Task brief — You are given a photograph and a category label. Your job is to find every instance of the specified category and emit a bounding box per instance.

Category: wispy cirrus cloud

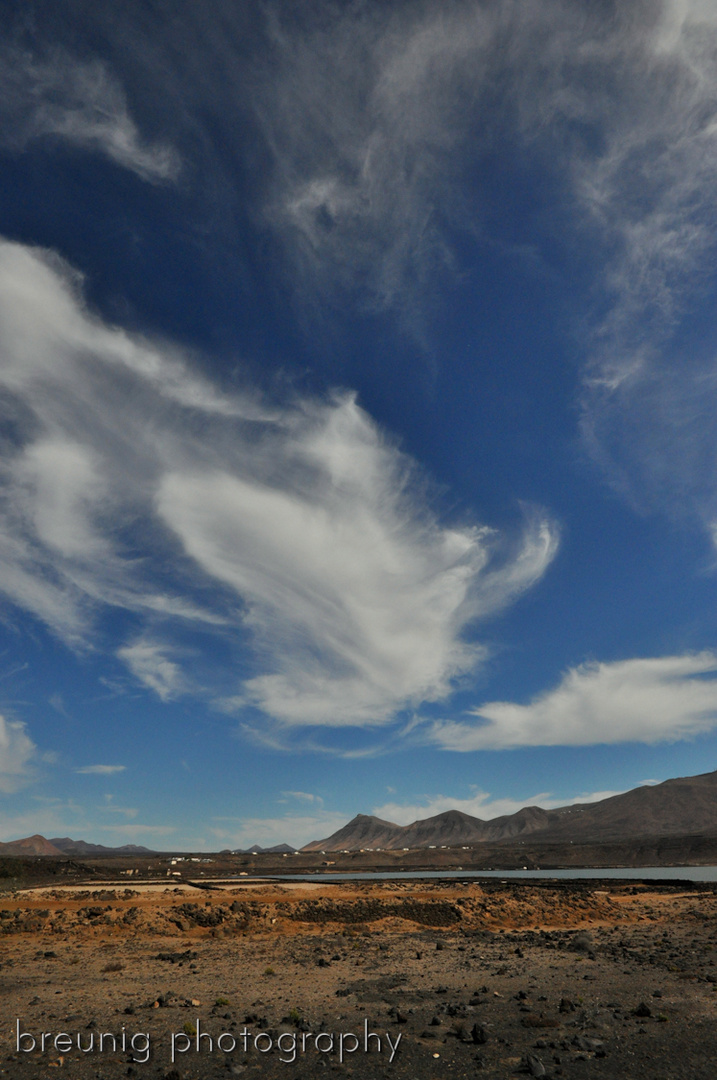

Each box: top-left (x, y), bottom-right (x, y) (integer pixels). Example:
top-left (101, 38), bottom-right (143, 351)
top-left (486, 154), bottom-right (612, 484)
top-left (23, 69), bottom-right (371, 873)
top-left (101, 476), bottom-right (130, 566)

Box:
top-left (7, 2), bottom-right (716, 538)
top-left (11, 1), bottom-right (714, 541)
top-left (0, 238), bottom-right (558, 733)
top-left (257, 2), bottom-right (496, 319)
top-left (428, 652), bottom-right (717, 751)
top-left (0, 46), bottom-right (180, 182)
top-left (254, 1), bottom-right (717, 537)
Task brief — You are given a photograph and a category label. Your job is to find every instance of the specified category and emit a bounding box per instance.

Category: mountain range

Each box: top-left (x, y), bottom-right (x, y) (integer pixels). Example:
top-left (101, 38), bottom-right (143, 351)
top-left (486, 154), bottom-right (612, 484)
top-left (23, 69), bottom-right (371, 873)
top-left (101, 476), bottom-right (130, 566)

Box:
top-left (301, 769), bottom-right (717, 851)
top-left (2, 769), bottom-right (717, 857)
top-left (0, 835), bottom-right (154, 857)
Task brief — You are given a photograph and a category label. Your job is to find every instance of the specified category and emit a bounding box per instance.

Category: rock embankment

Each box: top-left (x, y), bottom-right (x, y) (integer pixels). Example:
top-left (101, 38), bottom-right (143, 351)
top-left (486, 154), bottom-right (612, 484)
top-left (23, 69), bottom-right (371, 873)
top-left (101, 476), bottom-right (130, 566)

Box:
top-left (0, 881), bottom-right (630, 938)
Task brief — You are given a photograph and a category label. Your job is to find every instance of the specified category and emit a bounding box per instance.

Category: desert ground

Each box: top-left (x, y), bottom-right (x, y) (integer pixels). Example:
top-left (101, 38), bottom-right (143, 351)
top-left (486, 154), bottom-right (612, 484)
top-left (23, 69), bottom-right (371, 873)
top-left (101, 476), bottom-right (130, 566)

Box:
top-left (1, 874), bottom-right (717, 1079)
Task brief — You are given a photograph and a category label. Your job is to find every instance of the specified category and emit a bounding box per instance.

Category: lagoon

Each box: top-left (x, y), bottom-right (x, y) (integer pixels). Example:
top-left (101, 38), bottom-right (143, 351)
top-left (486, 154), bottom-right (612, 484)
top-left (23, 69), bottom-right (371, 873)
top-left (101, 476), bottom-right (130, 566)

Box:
top-left (264, 865), bottom-right (717, 883)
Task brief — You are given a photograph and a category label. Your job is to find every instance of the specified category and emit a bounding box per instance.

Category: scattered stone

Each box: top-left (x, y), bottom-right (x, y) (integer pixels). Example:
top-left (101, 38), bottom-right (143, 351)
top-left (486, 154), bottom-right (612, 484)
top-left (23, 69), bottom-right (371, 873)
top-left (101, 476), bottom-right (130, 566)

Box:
top-left (523, 1051), bottom-right (547, 1076)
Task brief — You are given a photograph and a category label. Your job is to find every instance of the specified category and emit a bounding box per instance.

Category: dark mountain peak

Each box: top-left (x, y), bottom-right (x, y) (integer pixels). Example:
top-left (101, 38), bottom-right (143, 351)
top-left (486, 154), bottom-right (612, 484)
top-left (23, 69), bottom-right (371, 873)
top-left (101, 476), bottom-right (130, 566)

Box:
top-left (431, 809), bottom-right (485, 824)
top-left (350, 813), bottom-right (398, 826)
top-left (0, 835), bottom-right (66, 856)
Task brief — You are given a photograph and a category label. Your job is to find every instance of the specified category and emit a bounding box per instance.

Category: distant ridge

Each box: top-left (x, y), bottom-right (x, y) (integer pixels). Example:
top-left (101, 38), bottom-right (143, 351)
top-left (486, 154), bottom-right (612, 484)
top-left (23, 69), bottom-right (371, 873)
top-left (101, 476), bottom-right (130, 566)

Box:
top-left (49, 838), bottom-right (155, 856)
top-left (0, 836), bottom-right (155, 857)
top-left (0, 835), bottom-right (66, 857)
top-left (234, 843), bottom-right (296, 854)
top-left (302, 769), bottom-right (717, 851)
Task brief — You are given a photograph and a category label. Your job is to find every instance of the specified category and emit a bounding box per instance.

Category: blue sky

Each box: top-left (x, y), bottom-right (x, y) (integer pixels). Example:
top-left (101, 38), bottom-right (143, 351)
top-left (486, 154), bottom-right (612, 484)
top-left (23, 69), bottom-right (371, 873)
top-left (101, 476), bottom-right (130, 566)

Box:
top-left (2, 0), bottom-right (717, 850)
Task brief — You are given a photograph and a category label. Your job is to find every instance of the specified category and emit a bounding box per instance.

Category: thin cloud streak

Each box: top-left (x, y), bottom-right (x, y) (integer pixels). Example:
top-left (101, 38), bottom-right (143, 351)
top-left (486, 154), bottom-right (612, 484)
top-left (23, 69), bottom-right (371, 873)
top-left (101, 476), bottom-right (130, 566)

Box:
top-left (0, 46), bottom-right (180, 182)
top-left (281, 791), bottom-right (323, 805)
top-left (75, 765), bottom-right (126, 775)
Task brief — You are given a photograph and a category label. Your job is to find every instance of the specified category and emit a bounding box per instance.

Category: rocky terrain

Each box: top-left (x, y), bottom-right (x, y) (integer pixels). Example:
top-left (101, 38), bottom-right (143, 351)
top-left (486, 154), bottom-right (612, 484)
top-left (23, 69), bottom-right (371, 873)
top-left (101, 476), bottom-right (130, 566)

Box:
top-left (0, 876), bottom-right (716, 1078)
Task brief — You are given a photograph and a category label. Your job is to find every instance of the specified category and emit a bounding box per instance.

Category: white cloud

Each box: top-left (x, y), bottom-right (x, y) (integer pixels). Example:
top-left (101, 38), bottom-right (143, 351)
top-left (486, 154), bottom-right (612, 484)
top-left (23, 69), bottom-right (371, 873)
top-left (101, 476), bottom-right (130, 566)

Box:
top-left (4, 3), bottom-right (709, 538)
top-left (0, 238), bottom-right (557, 730)
top-left (281, 791), bottom-right (323, 805)
top-left (0, 46), bottom-right (179, 181)
top-left (75, 764), bottom-right (126, 775)
top-left (158, 437), bottom-right (556, 727)
top-left (0, 715), bottom-right (36, 793)
top-left (1, 3), bottom-right (711, 540)
top-left (117, 640), bottom-right (187, 703)
top-left (428, 652), bottom-right (717, 750)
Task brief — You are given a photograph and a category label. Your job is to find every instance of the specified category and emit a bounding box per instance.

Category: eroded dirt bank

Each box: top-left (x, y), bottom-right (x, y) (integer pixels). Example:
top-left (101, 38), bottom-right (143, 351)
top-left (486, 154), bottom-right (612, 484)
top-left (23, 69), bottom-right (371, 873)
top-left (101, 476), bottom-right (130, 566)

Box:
top-left (1, 879), bottom-right (716, 1079)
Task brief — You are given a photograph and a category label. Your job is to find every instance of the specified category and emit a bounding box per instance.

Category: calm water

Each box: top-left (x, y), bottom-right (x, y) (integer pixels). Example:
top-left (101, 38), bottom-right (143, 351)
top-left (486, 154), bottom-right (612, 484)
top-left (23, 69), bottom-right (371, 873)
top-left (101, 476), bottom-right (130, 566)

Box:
top-left (262, 866), bottom-right (717, 883)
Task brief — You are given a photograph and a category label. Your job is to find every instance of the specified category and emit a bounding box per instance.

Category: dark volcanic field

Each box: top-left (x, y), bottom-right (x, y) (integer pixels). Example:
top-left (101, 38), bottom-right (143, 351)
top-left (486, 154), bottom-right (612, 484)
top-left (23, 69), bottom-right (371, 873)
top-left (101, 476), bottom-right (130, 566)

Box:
top-left (1, 869), bottom-right (717, 1079)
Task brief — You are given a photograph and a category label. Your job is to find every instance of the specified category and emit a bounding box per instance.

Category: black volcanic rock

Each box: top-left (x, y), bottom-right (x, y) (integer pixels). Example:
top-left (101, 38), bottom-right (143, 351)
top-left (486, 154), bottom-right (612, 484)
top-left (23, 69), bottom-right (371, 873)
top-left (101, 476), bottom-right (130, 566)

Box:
top-left (302, 769), bottom-right (717, 851)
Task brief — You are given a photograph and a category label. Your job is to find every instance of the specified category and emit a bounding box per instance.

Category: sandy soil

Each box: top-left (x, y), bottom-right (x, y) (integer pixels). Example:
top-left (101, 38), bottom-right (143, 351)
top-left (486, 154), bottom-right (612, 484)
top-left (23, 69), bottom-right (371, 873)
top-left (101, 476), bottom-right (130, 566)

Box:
top-left (1, 878), bottom-right (716, 1079)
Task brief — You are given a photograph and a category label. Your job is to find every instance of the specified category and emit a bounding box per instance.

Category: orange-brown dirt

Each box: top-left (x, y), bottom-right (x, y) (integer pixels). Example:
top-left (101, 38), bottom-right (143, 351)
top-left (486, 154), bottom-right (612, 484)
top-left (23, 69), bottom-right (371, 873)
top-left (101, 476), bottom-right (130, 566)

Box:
top-left (1, 878), bottom-right (716, 1079)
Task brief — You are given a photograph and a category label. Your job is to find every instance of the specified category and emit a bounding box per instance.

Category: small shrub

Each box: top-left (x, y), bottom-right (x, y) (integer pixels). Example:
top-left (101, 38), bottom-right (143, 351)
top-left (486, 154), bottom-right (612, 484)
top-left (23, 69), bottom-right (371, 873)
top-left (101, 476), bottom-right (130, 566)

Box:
top-left (102, 961), bottom-right (124, 973)
top-left (183, 1022), bottom-right (197, 1038)
top-left (215, 996), bottom-right (230, 1007)
top-left (264, 966), bottom-right (276, 976)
